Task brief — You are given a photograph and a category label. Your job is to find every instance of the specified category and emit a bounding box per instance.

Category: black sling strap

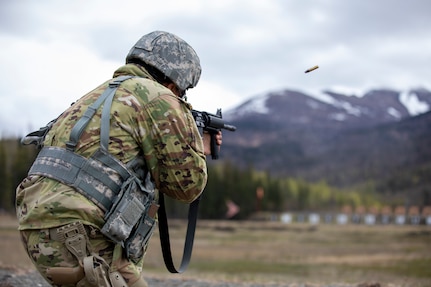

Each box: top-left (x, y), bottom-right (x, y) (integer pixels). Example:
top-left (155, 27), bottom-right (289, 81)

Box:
top-left (158, 193), bottom-right (201, 273)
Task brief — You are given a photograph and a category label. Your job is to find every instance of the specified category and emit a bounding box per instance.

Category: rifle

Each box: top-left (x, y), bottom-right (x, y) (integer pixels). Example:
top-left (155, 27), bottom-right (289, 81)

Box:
top-left (159, 108), bottom-right (237, 274)
top-left (191, 108), bottom-right (237, 159)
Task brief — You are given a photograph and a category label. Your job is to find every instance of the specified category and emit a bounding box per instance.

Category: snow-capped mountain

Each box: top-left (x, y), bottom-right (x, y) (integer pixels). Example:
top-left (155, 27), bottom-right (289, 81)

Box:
top-left (226, 88), bottom-right (431, 128)
top-left (220, 87), bottom-right (431, 202)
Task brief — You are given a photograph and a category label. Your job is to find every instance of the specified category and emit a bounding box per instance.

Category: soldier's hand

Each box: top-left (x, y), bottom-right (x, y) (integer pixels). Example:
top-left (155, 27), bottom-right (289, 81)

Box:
top-left (203, 131), bottom-right (222, 156)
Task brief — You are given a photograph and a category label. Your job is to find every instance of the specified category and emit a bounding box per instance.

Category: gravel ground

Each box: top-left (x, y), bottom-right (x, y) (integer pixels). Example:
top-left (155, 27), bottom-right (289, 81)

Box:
top-left (0, 268), bottom-right (384, 287)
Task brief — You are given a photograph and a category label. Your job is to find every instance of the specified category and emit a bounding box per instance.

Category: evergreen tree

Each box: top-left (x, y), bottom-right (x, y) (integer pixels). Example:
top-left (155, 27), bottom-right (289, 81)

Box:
top-left (0, 140), bottom-right (9, 210)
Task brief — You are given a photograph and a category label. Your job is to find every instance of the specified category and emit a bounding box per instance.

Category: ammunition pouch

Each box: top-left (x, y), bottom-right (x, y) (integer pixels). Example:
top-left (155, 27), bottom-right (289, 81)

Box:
top-left (101, 172), bottom-right (158, 261)
top-left (125, 200), bottom-right (158, 261)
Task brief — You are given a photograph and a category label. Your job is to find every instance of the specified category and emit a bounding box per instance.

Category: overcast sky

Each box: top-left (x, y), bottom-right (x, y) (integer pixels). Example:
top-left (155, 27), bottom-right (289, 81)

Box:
top-left (1, 0), bottom-right (430, 136)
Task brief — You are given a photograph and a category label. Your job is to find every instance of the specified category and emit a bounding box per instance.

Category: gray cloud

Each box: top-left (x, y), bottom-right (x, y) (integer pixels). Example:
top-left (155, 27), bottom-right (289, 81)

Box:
top-left (1, 0), bottom-right (430, 136)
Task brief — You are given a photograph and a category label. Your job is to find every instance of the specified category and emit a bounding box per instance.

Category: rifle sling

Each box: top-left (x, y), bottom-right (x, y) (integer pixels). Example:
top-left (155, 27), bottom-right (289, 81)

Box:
top-left (158, 193), bottom-right (200, 273)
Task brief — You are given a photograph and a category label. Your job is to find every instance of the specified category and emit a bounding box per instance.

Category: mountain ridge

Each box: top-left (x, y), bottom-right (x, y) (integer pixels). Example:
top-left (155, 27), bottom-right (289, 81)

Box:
top-left (226, 87), bottom-right (430, 123)
top-left (221, 87), bottom-right (431, 204)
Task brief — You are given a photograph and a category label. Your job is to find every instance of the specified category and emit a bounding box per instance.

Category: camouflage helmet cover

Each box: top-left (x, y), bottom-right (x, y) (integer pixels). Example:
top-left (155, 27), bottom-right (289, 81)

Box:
top-left (126, 31), bottom-right (202, 91)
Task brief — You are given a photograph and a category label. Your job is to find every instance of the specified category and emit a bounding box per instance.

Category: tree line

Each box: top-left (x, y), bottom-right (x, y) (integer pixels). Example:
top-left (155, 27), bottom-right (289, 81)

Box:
top-left (0, 138), bottom-right (39, 212)
top-left (196, 161), bottom-right (381, 219)
top-left (0, 138), bottom-right (382, 219)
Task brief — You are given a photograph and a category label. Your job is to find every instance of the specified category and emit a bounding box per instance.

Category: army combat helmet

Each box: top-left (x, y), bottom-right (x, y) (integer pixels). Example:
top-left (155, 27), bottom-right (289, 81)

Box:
top-left (126, 31), bottom-right (202, 92)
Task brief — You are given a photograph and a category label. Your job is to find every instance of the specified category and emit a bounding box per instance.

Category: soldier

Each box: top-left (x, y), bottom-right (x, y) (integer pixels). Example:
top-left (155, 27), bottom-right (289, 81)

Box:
top-left (16, 31), bottom-right (221, 287)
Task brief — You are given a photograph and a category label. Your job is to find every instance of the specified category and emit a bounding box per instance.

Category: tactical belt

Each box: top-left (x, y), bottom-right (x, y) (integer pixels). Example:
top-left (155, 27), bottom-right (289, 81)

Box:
top-left (29, 146), bottom-right (129, 212)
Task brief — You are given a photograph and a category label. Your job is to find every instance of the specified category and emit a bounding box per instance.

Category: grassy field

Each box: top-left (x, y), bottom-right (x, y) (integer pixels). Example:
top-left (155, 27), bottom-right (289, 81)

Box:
top-left (1, 214), bottom-right (430, 286)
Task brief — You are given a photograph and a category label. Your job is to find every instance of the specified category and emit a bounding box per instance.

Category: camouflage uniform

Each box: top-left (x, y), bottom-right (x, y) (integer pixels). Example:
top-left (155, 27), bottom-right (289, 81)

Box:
top-left (16, 63), bottom-right (207, 287)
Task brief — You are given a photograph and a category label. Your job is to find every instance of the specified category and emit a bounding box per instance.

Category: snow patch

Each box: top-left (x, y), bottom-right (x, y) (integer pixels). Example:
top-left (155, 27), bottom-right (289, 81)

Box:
top-left (326, 85), bottom-right (364, 97)
top-left (308, 91), bottom-right (362, 116)
top-left (307, 90), bottom-right (336, 105)
top-left (387, 107), bottom-right (401, 119)
top-left (399, 91), bottom-right (430, 116)
top-left (237, 94), bottom-right (270, 115)
top-left (329, 113), bottom-right (347, 121)
top-left (306, 99), bottom-right (321, 109)
top-left (338, 101), bottom-right (362, 116)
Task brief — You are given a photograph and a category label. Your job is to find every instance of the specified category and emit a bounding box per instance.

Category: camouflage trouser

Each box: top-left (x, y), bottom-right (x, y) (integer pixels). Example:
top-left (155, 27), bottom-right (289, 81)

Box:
top-left (20, 223), bottom-right (148, 287)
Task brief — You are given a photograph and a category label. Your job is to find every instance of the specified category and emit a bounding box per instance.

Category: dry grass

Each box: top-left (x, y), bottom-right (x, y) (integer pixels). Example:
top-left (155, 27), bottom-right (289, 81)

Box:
top-left (2, 215), bottom-right (431, 286)
top-left (144, 220), bottom-right (431, 286)
top-left (0, 214), bottom-right (35, 271)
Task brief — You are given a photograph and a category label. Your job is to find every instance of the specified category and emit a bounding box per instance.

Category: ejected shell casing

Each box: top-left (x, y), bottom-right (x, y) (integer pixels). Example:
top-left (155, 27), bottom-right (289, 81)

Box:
top-left (305, 65), bottom-right (319, 73)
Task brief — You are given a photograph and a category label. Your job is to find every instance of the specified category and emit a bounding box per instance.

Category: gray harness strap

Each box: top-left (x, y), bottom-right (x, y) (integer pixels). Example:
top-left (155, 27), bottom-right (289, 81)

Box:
top-left (67, 75), bottom-right (134, 151)
top-left (29, 75), bottom-right (135, 212)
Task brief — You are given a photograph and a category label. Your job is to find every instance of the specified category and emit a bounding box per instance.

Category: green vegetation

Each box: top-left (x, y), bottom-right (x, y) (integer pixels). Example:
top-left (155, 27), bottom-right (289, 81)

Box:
top-left (0, 138), bottom-right (38, 211)
top-left (0, 137), bottom-right (392, 218)
top-left (196, 161), bottom-right (383, 219)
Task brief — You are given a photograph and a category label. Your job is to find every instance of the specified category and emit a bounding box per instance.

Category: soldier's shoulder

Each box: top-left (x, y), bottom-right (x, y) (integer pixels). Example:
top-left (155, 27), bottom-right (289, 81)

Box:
top-left (122, 77), bottom-right (173, 100)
